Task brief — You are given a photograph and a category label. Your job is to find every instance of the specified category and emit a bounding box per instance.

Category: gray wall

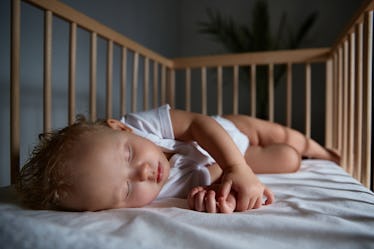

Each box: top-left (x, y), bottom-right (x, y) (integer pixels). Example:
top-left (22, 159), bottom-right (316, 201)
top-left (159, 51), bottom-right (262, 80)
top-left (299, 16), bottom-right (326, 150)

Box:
top-left (0, 0), bottom-right (364, 186)
top-left (178, 0), bottom-right (364, 56)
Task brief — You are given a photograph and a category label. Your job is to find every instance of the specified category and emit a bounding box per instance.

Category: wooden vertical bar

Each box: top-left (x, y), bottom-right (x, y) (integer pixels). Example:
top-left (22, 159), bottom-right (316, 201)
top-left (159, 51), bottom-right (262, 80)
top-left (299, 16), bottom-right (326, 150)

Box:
top-left (44, 10), bottom-right (52, 132)
top-left (362, 10), bottom-right (373, 189)
top-left (120, 47), bottom-right (127, 116)
top-left (305, 63), bottom-right (311, 138)
top-left (268, 64), bottom-right (274, 122)
top-left (132, 52), bottom-right (139, 112)
top-left (185, 68), bottom-right (191, 112)
top-left (201, 67), bottom-right (207, 115)
top-left (286, 63), bottom-right (292, 128)
top-left (342, 40), bottom-right (349, 170)
top-left (347, 33), bottom-right (356, 175)
top-left (217, 66), bottom-right (223, 115)
top-left (250, 65), bottom-right (256, 117)
top-left (168, 69), bottom-right (175, 108)
top-left (153, 62), bottom-right (159, 108)
top-left (90, 32), bottom-right (97, 121)
top-left (233, 65), bottom-right (239, 115)
top-left (144, 57), bottom-right (149, 110)
top-left (106, 40), bottom-right (113, 118)
top-left (68, 22), bottom-right (76, 125)
top-left (10, 0), bottom-right (20, 184)
top-left (337, 47), bottom-right (343, 156)
top-left (331, 51), bottom-right (339, 149)
top-left (325, 59), bottom-right (333, 148)
top-left (161, 65), bottom-right (166, 105)
top-left (354, 22), bottom-right (363, 181)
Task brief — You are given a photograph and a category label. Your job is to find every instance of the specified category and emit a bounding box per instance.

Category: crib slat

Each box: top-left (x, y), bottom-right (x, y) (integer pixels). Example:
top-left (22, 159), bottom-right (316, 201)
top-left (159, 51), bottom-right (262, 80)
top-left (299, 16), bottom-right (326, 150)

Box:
top-left (286, 63), bottom-right (292, 127)
top-left (305, 63), bottom-right (311, 138)
top-left (185, 68), bottom-right (191, 112)
top-left (90, 32), bottom-right (97, 121)
top-left (132, 52), bottom-right (139, 112)
top-left (106, 40), bottom-right (113, 118)
top-left (168, 69), bottom-right (175, 108)
top-left (268, 64), bottom-right (274, 122)
top-left (44, 10), bottom-right (52, 132)
top-left (68, 22), bottom-right (76, 125)
top-left (362, 10), bottom-right (373, 189)
top-left (217, 66), bottom-right (223, 115)
top-left (250, 65), bottom-right (256, 117)
top-left (330, 51), bottom-right (339, 151)
top-left (347, 33), bottom-right (356, 176)
top-left (342, 40), bottom-right (349, 171)
top-left (201, 67), bottom-right (207, 115)
top-left (120, 47), bottom-right (127, 116)
top-left (161, 65), bottom-right (166, 105)
top-left (144, 57), bottom-right (149, 110)
top-left (11, 0), bottom-right (21, 184)
top-left (153, 62), bottom-right (159, 108)
top-left (354, 22), bottom-right (363, 181)
top-left (325, 59), bottom-right (333, 148)
top-left (233, 65), bottom-right (239, 115)
top-left (337, 46), bottom-right (343, 158)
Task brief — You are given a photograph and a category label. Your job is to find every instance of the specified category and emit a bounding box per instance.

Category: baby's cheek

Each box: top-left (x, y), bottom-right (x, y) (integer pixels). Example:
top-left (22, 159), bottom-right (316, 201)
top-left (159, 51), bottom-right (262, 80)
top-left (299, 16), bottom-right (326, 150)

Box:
top-left (134, 185), bottom-right (161, 207)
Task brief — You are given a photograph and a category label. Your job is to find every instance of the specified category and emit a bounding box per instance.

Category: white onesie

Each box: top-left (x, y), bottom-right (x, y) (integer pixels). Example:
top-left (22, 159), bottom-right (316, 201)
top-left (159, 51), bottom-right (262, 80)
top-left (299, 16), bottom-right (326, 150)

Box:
top-left (120, 105), bottom-right (249, 199)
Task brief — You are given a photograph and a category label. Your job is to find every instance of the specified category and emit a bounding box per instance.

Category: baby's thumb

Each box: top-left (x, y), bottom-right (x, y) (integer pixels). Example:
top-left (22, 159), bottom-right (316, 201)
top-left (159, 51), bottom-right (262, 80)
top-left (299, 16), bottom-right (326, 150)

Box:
top-left (218, 180), bottom-right (232, 200)
top-left (264, 187), bottom-right (275, 205)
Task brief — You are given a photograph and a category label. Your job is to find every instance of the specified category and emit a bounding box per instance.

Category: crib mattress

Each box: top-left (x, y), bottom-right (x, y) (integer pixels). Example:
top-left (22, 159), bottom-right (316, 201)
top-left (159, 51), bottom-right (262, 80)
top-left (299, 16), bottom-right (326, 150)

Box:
top-left (1, 159), bottom-right (374, 249)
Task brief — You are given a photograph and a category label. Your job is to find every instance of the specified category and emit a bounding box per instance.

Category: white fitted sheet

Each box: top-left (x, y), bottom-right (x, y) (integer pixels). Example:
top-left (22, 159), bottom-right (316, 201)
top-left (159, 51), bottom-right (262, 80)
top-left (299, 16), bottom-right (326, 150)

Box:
top-left (1, 159), bottom-right (374, 249)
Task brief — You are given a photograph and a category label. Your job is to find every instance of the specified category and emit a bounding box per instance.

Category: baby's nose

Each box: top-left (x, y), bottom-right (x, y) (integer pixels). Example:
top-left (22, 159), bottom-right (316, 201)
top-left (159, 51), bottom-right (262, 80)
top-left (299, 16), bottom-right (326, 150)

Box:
top-left (137, 162), bottom-right (154, 181)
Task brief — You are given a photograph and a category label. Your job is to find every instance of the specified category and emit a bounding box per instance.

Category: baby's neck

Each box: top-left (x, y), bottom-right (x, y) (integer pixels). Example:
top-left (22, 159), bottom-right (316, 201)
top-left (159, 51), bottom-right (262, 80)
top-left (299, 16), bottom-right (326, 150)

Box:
top-left (163, 152), bottom-right (174, 160)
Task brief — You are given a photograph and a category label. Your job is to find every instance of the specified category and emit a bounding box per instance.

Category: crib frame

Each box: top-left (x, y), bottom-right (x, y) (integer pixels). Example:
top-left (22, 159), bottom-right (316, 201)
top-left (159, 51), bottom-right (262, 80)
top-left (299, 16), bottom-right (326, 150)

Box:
top-left (8, 0), bottom-right (373, 190)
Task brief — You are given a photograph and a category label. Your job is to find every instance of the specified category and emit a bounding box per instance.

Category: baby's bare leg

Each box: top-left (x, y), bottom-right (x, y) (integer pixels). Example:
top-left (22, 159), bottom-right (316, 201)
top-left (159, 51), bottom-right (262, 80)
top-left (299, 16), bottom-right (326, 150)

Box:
top-left (224, 115), bottom-right (340, 164)
top-left (245, 144), bottom-right (301, 173)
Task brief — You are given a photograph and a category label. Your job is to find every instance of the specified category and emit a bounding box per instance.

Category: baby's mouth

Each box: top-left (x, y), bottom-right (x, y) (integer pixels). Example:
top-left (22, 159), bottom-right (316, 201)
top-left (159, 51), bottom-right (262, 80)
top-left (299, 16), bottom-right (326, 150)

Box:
top-left (156, 163), bottom-right (163, 183)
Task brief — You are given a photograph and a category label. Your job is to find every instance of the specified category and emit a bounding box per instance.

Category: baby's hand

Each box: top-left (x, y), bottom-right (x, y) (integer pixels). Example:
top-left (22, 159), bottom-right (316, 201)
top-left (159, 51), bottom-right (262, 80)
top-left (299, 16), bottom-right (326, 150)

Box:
top-left (218, 165), bottom-right (274, 211)
top-left (187, 186), bottom-right (236, 213)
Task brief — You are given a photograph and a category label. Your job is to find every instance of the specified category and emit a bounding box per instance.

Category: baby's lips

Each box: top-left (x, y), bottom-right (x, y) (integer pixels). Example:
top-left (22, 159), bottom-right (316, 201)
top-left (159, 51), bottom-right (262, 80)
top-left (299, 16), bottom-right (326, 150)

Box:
top-left (156, 163), bottom-right (163, 183)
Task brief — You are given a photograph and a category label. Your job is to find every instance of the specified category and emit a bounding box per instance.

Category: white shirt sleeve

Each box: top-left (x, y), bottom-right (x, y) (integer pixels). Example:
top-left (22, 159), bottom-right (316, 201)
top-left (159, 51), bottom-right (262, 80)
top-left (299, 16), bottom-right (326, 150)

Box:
top-left (120, 104), bottom-right (174, 139)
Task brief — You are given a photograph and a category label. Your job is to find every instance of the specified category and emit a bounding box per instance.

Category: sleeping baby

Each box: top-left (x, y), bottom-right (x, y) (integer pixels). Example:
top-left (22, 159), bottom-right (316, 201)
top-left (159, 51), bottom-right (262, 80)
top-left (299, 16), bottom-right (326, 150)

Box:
top-left (16, 104), bottom-right (339, 213)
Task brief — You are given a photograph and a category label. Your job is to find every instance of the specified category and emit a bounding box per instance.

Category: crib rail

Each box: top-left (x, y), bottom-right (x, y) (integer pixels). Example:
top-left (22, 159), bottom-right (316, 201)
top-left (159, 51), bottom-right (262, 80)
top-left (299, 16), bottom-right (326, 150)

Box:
top-left (10, 0), bottom-right (174, 183)
top-left (172, 48), bottom-right (329, 130)
top-left (7, 0), bottom-right (373, 190)
top-left (328, 1), bottom-right (373, 189)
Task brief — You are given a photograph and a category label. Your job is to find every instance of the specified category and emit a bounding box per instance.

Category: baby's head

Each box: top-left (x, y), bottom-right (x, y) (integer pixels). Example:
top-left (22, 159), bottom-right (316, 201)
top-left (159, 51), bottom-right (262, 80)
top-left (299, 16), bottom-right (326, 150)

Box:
top-left (17, 116), bottom-right (170, 211)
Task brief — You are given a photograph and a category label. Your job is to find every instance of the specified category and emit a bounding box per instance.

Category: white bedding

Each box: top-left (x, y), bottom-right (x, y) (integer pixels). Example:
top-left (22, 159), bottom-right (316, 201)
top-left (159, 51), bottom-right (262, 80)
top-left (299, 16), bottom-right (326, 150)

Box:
top-left (1, 160), bottom-right (374, 249)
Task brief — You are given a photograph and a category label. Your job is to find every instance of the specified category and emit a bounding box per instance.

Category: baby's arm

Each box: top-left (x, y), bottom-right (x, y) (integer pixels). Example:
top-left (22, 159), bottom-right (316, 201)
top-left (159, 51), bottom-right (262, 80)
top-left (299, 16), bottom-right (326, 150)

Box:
top-left (170, 109), bottom-right (274, 211)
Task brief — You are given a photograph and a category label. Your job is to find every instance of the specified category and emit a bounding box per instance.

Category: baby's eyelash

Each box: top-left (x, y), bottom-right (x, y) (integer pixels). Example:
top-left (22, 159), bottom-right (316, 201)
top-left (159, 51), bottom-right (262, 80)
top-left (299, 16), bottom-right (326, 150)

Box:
top-left (128, 146), bottom-right (132, 162)
top-left (126, 181), bottom-right (131, 199)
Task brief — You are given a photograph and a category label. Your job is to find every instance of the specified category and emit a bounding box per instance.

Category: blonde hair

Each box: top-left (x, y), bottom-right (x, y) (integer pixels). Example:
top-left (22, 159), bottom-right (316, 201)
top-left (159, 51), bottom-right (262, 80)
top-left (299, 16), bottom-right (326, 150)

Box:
top-left (16, 115), bottom-right (108, 210)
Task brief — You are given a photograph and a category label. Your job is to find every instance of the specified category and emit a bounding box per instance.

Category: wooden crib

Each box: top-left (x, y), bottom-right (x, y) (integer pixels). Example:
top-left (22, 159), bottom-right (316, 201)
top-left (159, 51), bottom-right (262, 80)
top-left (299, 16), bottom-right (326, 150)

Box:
top-left (8, 0), bottom-right (373, 190)
top-left (1, 1), bottom-right (374, 249)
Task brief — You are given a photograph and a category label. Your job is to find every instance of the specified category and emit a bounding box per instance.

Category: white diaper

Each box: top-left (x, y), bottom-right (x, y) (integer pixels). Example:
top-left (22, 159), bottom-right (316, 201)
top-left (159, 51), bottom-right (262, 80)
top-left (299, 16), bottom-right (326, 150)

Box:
top-left (211, 116), bottom-right (250, 155)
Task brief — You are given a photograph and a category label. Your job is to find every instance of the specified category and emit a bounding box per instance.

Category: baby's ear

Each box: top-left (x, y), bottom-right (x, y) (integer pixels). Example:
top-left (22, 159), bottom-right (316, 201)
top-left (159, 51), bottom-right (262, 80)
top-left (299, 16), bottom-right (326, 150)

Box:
top-left (106, 119), bottom-right (132, 132)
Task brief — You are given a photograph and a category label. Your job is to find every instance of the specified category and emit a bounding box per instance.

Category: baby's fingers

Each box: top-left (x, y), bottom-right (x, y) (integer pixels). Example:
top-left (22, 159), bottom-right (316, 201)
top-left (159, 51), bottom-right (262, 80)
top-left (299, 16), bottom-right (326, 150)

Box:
top-left (205, 190), bottom-right (217, 213)
top-left (264, 187), bottom-right (275, 205)
top-left (194, 190), bottom-right (207, 212)
top-left (217, 197), bottom-right (235, 213)
top-left (187, 186), bottom-right (205, 209)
